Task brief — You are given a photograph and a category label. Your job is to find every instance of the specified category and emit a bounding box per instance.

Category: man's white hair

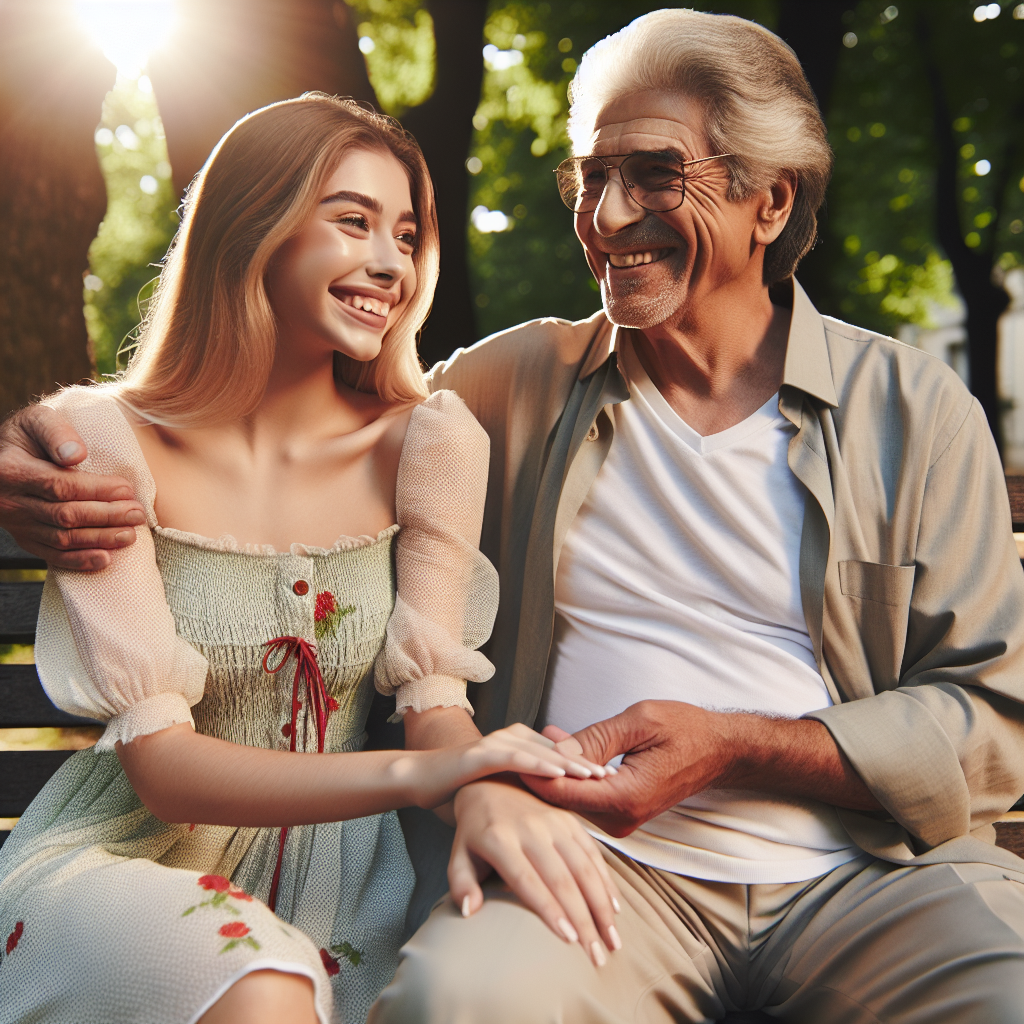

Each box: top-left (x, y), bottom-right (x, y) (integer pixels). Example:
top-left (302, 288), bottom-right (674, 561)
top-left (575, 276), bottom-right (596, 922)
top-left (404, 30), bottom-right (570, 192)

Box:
top-left (568, 9), bottom-right (833, 285)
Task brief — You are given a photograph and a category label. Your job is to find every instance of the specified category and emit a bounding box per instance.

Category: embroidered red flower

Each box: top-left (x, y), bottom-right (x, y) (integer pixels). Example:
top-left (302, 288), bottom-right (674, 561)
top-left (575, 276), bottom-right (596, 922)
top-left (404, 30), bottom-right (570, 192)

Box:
top-left (314, 590), bottom-right (337, 622)
top-left (230, 888), bottom-right (253, 902)
top-left (313, 590), bottom-right (356, 642)
top-left (198, 874), bottom-right (231, 892)
top-left (6, 921), bottom-right (23, 955)
top-left (219, 922), bottom-right (250, 938)
top-left (320, 947), bottom-right (341, 976)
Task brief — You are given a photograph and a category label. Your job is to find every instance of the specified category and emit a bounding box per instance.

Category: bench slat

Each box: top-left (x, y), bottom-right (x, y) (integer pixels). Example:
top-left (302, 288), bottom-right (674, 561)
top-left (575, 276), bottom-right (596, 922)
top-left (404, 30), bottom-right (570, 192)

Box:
top-left (0, 663), bottom-right (101, 728)
top-left (0, 749), bottom-right (78, 816)
top-left (0, 580), bottom-right (43, 644)
top-left (1008, 476), bottom-right (1024, 532)
top-left (0, 528), bottom-right (45, 571)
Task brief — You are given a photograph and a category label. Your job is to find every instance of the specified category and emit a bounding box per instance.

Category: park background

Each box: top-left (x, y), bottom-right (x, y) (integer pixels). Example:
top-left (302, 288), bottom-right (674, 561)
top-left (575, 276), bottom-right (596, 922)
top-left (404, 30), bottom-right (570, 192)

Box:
top-left (1, 0), bottom-right (1023, 789)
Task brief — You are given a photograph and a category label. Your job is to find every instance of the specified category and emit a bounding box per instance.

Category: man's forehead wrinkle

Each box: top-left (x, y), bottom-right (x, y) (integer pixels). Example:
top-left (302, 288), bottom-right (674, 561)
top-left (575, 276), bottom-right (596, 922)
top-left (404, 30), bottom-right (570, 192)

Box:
top-left (588, 118), bottom-right (705, 157)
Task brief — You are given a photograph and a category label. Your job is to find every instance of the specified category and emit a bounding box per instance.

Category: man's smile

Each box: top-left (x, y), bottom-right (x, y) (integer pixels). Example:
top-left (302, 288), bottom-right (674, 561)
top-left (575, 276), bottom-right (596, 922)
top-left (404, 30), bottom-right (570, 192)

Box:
top-left (606, 248), bottom-right (675, 269)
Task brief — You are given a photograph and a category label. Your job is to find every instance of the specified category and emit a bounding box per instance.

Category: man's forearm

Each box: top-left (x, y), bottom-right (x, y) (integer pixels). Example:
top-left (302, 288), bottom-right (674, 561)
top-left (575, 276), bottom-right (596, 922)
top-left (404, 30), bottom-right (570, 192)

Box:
top-left (527, 700), bottom-right (880, 836)
top-left (719, 712), bottom-right (881, 811)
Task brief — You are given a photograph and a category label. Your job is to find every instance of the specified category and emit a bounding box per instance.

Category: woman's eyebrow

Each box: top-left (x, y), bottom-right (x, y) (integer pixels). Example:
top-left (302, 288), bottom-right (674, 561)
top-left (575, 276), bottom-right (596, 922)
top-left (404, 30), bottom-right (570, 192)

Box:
top-left (319, 190), bottom-right (417, 224)
top-left (320, 190), bottom-right (383, 213)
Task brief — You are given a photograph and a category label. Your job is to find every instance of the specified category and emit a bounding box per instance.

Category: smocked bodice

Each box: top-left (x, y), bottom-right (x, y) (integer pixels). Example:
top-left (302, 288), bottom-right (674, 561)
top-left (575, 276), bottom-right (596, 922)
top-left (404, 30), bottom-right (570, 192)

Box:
top-left (155, 526), bottom-right (400, 754)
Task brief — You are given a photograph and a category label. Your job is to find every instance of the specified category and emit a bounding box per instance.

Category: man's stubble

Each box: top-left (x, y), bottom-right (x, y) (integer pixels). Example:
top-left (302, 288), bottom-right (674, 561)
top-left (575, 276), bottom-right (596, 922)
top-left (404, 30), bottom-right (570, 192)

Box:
top-left (596, 217), bottom-right (690, 332)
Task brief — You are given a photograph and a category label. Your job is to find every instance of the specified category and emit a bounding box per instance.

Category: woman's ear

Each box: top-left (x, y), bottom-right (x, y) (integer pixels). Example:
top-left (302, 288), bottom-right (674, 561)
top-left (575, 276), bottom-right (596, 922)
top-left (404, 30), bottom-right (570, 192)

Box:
top-left (754, 170), bottom-right (798, 246)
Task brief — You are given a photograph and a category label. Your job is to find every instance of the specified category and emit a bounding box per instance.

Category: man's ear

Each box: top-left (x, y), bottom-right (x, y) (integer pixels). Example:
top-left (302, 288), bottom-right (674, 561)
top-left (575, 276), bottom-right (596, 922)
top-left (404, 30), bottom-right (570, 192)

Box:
top-left (754, 170), bottom-right (798, 246)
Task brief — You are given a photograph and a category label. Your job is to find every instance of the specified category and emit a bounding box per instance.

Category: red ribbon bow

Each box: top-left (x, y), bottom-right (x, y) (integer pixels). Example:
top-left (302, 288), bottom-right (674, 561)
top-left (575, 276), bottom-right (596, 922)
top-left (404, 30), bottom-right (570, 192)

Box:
top-left (262, 635), bottom-right (338, 911)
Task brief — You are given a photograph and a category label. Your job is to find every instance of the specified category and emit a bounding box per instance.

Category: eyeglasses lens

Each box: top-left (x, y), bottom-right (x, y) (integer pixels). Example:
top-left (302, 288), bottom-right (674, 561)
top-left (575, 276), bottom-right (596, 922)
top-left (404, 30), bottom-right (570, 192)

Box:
top-left (558, 153), bottom-right (685, 213)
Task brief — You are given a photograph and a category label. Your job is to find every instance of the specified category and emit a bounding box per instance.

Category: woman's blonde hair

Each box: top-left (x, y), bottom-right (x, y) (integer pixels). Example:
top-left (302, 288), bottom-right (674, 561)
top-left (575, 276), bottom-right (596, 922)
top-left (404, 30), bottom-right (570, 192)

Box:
top-left (568, 10), bottom-right (833, 285)
top-left (116, 92), bottom-right (435, 426)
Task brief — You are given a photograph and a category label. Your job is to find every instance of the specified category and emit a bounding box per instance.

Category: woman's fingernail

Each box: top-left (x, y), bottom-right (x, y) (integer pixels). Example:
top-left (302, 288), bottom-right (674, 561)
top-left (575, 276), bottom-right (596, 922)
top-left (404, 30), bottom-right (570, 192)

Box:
top-left (608, 925), bottom-right (623, 951)
top-left (557, 917), bottom-right (578, 944)
top-left (57, 442), bottom-right (82, 461)
top-left (461, 895), bottom-right (471, 918)
top-left (114, 530), bottom-right (135, 545)
top-left (125, 510), bottom-right (145, 525)
top-left (568, 765), bottom-right (592, 778)
top-left (605, 763), bottom-right (618, 775)
top-left (590, 940), bottom-right (607, 967)
top-left (611, 895), bottom-right (621, 913)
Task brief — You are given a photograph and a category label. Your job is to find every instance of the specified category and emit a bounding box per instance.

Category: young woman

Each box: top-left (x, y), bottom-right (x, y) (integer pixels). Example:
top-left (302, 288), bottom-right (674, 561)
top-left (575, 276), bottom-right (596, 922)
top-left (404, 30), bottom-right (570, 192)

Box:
top-left (0, 94), bottom-right (606, 1024)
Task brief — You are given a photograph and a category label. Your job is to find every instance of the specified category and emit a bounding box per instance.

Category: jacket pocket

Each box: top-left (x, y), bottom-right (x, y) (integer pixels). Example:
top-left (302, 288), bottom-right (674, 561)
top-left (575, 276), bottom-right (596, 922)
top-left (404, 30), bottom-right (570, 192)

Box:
top-left (838, 560), bottom-right (916, 689)
top-left (839, 559), bottom-right (916, 607)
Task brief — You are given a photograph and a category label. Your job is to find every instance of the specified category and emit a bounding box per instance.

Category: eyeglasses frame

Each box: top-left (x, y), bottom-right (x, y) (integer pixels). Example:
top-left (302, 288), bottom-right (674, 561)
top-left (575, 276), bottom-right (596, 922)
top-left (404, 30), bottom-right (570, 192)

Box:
top-left (554, 151), bottom-right (735, 214)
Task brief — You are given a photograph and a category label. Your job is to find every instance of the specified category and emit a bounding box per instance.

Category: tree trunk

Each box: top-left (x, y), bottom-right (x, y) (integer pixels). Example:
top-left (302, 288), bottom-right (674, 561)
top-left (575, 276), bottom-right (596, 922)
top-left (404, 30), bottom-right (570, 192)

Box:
top-left (773, 0), bottom-right (848, 316)
top-left (0, 0), bottom-right (114, 418)
top-left (402, 0), bottom-right (487, 366)
top-left (916, 13), bottom-right (1009, 454)
top-left (147, 0), bottom-right (376, 198)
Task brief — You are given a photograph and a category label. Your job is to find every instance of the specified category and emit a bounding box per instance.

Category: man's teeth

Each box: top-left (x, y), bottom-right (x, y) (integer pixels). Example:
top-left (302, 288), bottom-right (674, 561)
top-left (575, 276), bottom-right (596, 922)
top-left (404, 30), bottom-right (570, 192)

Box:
top-left (340, 293), bottom-right (390, 316)
top-left (608, 249), bottom-right (670, 268)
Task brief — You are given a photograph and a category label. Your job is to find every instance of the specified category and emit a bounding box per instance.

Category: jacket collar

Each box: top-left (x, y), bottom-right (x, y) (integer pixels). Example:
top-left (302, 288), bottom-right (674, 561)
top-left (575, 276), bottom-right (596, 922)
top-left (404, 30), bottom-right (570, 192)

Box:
top-left (575, 277), bottom-right (838, 409)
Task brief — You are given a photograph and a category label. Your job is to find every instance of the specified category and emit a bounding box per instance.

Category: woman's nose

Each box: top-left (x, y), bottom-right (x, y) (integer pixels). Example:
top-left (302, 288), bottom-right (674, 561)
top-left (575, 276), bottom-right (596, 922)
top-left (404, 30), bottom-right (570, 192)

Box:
top-left (366, 236), bottom-right (404, 282)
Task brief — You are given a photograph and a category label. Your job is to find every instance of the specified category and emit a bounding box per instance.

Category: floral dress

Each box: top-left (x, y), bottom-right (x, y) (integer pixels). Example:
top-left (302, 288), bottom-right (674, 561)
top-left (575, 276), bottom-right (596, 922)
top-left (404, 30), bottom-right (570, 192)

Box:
top-left (0, 387), bottom-right (498, 1024)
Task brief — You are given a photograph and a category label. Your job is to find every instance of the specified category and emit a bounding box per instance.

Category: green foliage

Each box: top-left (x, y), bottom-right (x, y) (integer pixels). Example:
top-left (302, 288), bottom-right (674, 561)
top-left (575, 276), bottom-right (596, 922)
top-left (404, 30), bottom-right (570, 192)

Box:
top-left (824, 0), bottom-right (1023, 334)
top-left (347, 0), bottom-right (435, 116)
top-left (84, 76), bottom-right (177, 377)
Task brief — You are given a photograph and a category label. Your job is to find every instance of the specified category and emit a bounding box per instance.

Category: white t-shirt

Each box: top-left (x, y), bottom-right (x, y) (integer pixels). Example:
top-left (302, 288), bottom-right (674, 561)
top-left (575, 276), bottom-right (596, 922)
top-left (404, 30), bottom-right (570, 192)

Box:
top-left (540, 340), bottom-right (858, 884)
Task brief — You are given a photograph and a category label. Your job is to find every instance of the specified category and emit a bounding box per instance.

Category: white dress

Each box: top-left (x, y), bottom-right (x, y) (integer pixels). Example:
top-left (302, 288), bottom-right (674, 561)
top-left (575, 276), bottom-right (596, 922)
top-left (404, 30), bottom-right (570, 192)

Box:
top-left (0, 386), bottom-right (498, 1024)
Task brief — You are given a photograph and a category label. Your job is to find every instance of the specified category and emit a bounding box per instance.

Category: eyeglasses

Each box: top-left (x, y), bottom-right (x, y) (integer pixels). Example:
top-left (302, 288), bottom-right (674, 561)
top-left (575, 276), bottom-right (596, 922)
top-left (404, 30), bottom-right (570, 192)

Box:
top-left (554, 151), bottom-right (734, 214)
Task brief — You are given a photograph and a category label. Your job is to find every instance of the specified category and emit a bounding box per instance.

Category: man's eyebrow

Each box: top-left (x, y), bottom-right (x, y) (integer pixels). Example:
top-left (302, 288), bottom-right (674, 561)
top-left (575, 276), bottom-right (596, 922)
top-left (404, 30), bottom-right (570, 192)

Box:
top-left (319, 190), bottom-right (417, 225)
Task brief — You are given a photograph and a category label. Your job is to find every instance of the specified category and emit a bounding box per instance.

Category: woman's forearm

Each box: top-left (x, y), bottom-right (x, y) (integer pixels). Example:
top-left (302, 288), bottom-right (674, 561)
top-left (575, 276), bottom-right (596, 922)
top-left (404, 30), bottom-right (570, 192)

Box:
top-left (117, 717), bottom-right (593, 828)
top-left (118, 723), bottom-right (441, 826)
top-left (402, 705), bottom-right (482, 826)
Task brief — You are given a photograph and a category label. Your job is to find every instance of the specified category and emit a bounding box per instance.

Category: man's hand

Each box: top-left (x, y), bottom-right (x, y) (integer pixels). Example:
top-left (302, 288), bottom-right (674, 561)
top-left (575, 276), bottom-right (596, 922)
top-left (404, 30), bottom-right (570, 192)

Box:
top-left (0, 404), bottom-right (144, 569)
top-left (523, 700), bottom-right (881, 837)
top-left (448, 778), bottom-right (622, 966)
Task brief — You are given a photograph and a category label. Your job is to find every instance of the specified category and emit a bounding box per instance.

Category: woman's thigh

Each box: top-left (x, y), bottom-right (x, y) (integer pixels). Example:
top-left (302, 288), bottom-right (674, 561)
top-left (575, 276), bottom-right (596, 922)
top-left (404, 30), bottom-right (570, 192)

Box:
top-left (0, 847), bottom-right (332, 1024)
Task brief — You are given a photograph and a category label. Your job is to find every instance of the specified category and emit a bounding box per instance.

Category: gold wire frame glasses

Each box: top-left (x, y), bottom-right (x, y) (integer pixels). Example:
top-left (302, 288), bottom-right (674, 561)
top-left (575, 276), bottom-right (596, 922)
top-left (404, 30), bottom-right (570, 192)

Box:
top-left (554, 151), bottom-right (734, 214)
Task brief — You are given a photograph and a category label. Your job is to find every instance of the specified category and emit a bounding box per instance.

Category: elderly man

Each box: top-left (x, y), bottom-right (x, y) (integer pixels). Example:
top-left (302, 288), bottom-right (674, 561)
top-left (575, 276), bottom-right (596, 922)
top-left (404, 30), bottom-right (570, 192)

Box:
top-left (2, 10), bottom-right (1024, 1022)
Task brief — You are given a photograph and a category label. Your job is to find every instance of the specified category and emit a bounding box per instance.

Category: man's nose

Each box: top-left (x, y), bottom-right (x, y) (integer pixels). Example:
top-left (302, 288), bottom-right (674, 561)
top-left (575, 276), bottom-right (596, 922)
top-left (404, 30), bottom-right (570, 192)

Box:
top-left (593, 170), bottom-right (645, 236)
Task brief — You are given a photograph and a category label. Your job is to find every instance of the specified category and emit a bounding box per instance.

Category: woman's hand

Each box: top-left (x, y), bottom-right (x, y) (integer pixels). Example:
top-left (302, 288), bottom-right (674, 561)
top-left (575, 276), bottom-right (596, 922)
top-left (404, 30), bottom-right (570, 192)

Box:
top-left (447, 778), bottom-right (623, 967)
top-left (409, 722), bottom-right (608, 811)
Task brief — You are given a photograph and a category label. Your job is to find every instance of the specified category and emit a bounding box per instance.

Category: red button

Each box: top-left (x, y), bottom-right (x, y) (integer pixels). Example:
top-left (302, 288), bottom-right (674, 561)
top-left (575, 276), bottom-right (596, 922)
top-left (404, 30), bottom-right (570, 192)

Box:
top-left (293, 580), bottom-right (309, 596)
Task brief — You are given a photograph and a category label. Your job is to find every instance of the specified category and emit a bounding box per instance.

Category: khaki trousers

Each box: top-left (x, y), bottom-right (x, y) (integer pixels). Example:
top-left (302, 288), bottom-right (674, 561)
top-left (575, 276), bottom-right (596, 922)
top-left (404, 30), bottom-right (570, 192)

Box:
top-left (369, 847), bottom-right (1024, 1023)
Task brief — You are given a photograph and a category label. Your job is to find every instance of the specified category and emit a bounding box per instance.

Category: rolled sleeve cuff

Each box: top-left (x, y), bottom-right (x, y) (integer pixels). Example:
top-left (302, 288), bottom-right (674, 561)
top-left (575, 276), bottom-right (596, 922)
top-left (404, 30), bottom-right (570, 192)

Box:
top-left (96, 691), bottom-right (196, 751)
top-left (391, 674), bottom-right (474, 721)
top-left (806, 689), bottom-right (971, 848)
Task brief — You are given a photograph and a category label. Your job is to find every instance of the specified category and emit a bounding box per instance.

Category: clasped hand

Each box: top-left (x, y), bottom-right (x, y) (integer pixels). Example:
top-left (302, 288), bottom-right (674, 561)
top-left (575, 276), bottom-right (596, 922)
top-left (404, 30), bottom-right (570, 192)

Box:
top-left (525, 699), bottom-right (731, 836)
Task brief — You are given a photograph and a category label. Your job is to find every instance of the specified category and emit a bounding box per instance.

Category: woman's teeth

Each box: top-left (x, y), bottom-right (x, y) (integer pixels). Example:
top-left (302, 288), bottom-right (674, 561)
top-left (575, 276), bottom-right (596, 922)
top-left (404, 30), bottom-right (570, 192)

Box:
top-left (608, 248), bottom-right (671, 268)
top-left (339, 293), bottom-right (390, 317)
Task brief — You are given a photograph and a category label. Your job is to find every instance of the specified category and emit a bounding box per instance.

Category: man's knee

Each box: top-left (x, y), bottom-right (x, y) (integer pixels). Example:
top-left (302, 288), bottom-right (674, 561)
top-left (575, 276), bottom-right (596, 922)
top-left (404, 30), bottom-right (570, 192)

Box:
top-left (370, 894), bottom-right (585, 1024)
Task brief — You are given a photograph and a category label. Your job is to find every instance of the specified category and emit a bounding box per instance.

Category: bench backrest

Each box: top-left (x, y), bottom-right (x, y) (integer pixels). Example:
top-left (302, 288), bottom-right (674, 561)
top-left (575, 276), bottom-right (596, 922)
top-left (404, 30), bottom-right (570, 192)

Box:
top-left (0, 530), bottom-right (100, 846)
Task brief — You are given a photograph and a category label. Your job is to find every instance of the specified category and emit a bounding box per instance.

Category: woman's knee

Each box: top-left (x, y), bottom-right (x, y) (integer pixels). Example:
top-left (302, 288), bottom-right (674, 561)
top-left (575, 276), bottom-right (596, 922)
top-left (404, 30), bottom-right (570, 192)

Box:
top-left (197, 968), bottom-right (318, 1024)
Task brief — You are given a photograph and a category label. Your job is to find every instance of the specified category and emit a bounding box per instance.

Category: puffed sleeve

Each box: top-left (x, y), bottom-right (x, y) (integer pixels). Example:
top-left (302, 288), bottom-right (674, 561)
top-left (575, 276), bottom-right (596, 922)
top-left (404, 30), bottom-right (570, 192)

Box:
top-left (33, 387), bottom-right (209, 751)
top-left (373, 390), bottom-right (498, 717)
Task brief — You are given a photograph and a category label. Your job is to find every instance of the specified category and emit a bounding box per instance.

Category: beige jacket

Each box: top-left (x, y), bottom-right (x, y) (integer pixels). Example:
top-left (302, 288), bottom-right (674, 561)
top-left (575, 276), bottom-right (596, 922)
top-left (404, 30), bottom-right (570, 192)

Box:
top-left (428, 279), bottom-right (1024, 870)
